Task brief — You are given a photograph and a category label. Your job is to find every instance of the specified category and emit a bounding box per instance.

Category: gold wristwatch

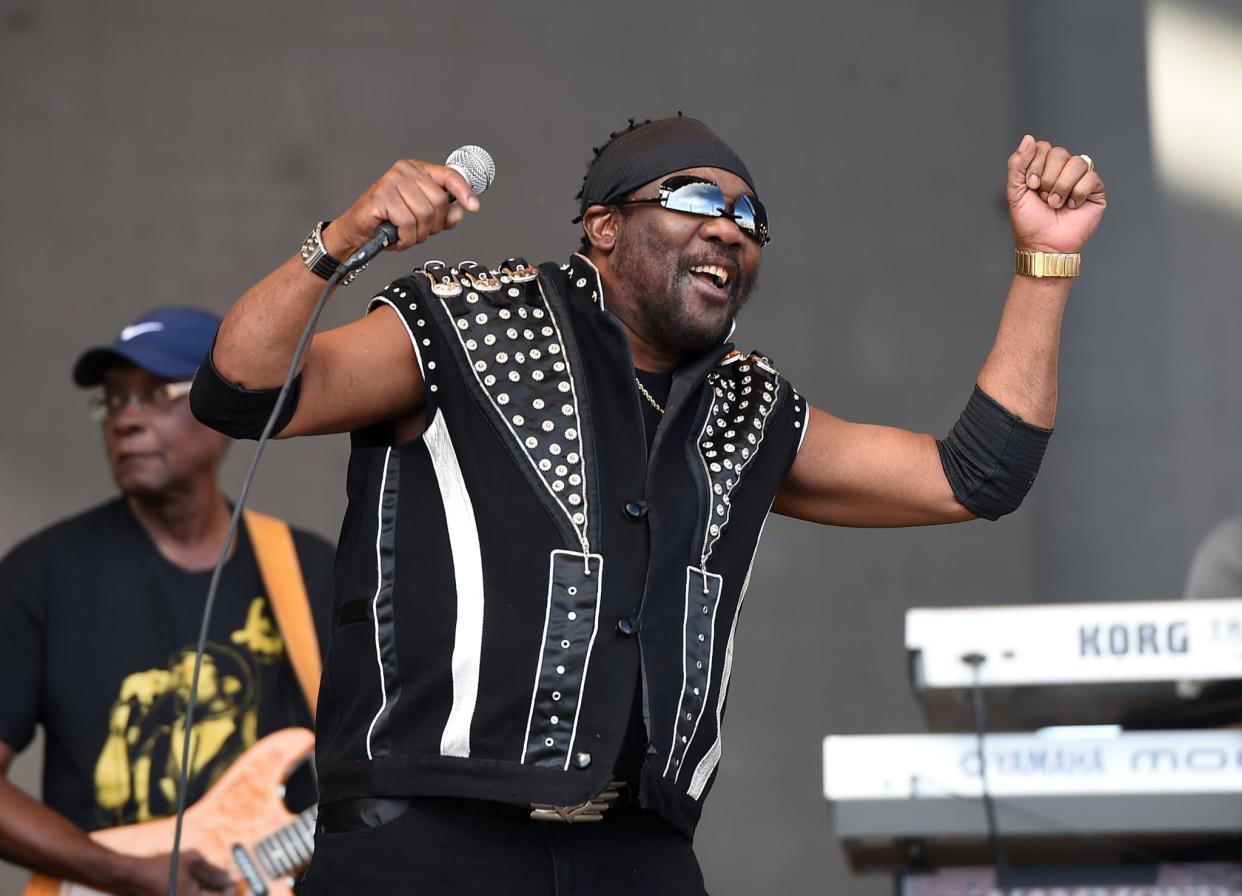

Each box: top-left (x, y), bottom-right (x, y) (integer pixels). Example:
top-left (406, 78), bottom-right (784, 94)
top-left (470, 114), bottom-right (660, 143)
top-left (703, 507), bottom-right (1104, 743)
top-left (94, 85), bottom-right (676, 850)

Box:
top-left (1014, 248), bottom-right (1080, 278)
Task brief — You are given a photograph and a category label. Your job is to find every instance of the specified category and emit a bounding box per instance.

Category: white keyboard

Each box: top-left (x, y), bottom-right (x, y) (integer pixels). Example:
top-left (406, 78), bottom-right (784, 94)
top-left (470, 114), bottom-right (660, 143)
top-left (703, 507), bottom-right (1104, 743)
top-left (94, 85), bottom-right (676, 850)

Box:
top-left (908, 598), bottom-right (1242, 688)
top-left (906, 598), bottom-right (1242, 729)
top-left (824, 729), bottom-right (1242, 870)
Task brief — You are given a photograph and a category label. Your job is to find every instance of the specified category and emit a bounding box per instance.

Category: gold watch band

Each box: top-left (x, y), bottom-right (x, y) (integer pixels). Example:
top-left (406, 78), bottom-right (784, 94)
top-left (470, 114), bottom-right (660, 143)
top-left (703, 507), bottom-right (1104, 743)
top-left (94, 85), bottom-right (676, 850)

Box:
top-left (1015, 248), bottom-right (1081, 278)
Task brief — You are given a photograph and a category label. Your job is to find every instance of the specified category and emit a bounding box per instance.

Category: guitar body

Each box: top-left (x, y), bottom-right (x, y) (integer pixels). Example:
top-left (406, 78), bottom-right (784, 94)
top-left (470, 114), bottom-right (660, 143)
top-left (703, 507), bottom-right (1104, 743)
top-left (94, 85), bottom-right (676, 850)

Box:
top-left (24, 727), bottom-right (315, 896)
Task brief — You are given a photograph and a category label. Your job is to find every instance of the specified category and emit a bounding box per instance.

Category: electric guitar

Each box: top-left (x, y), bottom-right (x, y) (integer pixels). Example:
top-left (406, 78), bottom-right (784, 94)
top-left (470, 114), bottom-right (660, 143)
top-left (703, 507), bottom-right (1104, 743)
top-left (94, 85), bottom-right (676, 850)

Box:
top-left (24, 727), bottom-right (316, 896)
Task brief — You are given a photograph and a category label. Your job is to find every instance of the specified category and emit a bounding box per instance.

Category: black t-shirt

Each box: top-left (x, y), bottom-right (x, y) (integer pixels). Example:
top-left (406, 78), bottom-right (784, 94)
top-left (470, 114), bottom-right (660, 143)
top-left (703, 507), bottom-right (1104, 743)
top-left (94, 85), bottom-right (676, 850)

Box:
top-left (613, 369), bottom-right (674, 787)
top-left (0, 497), bottom-right (334, 832)
top-left (634, 368), bottom-right (672, 454)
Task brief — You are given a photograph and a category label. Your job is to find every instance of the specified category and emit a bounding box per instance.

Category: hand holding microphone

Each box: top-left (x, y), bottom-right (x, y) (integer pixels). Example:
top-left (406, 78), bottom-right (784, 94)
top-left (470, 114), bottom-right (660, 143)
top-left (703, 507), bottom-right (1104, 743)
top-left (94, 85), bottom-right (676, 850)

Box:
top-left (324, 146), bottom-right (496, 272)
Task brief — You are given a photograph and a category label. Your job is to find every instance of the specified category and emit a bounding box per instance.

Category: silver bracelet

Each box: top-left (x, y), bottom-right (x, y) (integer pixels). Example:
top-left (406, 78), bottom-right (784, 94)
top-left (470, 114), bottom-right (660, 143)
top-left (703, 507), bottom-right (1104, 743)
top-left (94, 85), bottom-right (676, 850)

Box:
top-left (300, 220), bottom-right (363, 286)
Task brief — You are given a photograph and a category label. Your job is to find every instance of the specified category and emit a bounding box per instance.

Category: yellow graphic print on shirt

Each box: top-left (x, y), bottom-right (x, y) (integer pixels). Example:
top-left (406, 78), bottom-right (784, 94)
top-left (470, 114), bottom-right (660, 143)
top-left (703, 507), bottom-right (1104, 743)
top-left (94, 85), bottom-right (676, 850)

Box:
top-left (93, 596), bottom-right (285, 826)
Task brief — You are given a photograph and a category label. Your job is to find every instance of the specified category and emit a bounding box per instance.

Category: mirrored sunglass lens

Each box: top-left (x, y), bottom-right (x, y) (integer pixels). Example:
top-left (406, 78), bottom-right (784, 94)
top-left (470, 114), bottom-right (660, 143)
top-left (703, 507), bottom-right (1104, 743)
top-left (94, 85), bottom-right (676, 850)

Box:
top-left (731, 195), bottom-right (759, 236)
top-left (665, 182), bottom-right (728, 217)
top-left (741, 195), bottom-right (771, 244)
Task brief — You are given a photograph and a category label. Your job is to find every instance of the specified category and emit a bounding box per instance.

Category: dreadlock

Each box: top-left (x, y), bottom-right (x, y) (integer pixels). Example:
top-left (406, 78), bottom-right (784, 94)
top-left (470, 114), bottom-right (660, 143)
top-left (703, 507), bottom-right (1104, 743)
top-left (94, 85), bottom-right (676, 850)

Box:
top-left (574, 114), bottom-right (677, 250)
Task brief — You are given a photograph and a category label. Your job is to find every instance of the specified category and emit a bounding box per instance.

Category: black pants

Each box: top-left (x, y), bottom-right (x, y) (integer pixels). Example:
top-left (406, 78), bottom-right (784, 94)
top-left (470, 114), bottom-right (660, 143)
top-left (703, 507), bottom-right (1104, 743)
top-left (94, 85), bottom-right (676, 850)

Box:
top-left (300, 796), bottom-right (709, 895)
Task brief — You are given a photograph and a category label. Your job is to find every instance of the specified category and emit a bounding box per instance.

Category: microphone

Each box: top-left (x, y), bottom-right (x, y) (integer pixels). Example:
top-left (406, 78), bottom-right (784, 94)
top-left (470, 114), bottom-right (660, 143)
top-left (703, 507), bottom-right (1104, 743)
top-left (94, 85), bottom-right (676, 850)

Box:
top-left (446, 144), bottom-right (497, 199)
top-left (340, 145), bottom-right (497, 275)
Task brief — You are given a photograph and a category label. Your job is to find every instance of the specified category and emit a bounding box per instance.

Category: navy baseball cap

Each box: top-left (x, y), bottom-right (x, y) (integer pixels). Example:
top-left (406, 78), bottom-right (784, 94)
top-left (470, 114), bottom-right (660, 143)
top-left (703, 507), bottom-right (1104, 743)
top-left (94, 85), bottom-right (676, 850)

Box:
top-left (72, 306), bottom-right (222, 387)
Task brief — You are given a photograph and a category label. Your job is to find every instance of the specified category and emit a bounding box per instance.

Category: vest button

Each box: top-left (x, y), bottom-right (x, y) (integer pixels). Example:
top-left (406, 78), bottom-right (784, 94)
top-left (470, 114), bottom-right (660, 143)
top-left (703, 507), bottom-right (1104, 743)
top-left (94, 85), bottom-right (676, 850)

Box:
top-left (573, 751), bottom-right (592, 770)
top-left (616, 617), bottom-right (637, 636)
top-left (623, 500), bottom-right (648, 519)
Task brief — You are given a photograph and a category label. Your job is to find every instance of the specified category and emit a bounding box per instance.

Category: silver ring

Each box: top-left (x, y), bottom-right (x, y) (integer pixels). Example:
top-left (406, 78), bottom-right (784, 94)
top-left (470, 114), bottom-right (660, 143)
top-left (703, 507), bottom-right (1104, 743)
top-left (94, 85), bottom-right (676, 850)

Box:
top-left (1078, 153), bottom-right (1094, 172)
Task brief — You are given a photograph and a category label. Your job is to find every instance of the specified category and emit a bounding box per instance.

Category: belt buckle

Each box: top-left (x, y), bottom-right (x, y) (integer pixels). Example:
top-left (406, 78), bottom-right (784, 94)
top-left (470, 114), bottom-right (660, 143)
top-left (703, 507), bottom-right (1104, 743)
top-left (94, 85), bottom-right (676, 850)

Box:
top-left (529, 781), bottom-right (626, 823)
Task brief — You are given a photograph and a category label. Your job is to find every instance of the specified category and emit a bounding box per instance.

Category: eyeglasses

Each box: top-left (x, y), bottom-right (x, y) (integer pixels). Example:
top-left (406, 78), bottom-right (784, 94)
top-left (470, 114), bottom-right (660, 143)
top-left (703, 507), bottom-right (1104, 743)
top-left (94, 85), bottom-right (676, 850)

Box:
top-left (611, 175), bottom-right (770, 247)
top-left (90, 381), bottom-right (194, 422)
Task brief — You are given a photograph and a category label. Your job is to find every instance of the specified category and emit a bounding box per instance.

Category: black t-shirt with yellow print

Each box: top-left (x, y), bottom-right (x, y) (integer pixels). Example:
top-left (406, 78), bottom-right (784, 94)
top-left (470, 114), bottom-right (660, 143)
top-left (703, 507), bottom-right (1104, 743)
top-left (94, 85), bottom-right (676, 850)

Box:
top-left (0, 497), bottom-right (334, 832)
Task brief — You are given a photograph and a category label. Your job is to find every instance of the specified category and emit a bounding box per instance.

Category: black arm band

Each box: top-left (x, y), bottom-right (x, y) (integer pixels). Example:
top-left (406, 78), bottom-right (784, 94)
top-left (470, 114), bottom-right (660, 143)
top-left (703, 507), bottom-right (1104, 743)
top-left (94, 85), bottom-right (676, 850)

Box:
top-left (936, 386), bottom-right (1052, 521)
top-left (189, 342), bottom-right (301, 440)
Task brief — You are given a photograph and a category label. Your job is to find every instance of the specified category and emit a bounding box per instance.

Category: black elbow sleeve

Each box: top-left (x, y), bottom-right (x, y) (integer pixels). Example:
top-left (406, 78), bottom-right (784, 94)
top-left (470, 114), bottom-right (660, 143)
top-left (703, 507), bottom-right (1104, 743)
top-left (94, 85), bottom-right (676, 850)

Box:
top-left (937, 386), bottom-right (1052, 521)
top-left (189, 345), bottom-right (301, 440)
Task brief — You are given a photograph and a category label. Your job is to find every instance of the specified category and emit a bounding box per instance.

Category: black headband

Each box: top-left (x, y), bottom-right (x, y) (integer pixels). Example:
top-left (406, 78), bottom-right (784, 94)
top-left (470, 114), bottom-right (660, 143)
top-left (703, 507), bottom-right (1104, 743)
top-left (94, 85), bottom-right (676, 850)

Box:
top-left (577, 117), bottom-right (756, 219)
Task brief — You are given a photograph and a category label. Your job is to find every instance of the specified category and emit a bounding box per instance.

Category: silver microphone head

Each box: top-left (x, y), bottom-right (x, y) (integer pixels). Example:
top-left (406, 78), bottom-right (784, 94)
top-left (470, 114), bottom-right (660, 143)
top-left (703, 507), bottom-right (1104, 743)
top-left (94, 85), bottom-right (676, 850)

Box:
top-left (445, 145), bottom-right (496, 196)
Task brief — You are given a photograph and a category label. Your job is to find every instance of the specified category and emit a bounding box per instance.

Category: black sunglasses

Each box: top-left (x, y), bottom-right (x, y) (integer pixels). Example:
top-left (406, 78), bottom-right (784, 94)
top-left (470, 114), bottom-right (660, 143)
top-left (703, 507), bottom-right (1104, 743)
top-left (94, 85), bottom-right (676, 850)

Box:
top-left (612, 176), bottom-right (770, 247)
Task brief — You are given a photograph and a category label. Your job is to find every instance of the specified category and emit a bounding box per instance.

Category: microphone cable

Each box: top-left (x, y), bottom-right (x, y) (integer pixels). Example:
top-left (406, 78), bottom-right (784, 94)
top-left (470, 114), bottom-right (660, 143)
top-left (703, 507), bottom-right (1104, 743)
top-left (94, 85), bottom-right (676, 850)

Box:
top-left (163, 148), bottom-right (489, 893)
top-left (961, 651), bottom-right (1011, 894)
top-left (165, 263), bottom-right (347, 896)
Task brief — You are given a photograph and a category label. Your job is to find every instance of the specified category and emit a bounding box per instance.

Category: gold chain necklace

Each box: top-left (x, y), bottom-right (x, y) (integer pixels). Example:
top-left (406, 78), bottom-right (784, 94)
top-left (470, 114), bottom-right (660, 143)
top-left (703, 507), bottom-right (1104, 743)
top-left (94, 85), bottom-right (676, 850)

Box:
top-left (634, 376), bottom-right (665, 415)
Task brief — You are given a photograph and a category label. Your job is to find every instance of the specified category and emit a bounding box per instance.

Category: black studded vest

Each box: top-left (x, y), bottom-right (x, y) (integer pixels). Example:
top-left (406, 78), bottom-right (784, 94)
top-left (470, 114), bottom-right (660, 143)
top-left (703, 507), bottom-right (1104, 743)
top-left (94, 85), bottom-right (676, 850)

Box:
top-left (314, 253), bottom-right (809, 837)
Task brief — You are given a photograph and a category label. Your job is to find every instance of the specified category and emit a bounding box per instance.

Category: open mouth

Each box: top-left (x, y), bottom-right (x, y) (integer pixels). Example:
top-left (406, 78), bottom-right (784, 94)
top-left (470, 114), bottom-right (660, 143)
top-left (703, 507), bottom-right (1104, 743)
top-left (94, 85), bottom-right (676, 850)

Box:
top-left (115, 450), bottom-right (161, 465)
top-left (689, 263), bottom-right (731, 290)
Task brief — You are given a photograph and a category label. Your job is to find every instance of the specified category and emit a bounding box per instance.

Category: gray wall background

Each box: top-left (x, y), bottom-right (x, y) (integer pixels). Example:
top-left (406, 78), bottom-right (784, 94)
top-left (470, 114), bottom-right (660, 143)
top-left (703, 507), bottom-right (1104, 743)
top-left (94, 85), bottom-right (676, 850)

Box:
top-left (3, 1), bottom-right (1239, 893)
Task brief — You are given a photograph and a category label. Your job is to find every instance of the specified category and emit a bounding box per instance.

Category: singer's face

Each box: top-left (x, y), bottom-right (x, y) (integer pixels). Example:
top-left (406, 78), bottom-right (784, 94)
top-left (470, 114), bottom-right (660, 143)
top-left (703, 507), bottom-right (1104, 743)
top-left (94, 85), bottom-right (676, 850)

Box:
top-left (611, 167), bottom-right (762, 353)
top-left (99, 364), bottom-right (229, 499)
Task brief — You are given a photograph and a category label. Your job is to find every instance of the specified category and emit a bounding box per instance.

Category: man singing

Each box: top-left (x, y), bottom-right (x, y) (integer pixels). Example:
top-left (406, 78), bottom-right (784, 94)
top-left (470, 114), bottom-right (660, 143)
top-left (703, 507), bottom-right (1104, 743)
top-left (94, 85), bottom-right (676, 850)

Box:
top-left (192, 116), bottom-right (1106, 894)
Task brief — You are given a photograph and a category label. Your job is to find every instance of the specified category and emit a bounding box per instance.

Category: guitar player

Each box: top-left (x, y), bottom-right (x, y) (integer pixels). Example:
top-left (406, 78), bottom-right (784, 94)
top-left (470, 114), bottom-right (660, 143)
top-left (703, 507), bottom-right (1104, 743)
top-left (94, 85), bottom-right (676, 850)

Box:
top-left (0, 308), bottom-right (334, 895)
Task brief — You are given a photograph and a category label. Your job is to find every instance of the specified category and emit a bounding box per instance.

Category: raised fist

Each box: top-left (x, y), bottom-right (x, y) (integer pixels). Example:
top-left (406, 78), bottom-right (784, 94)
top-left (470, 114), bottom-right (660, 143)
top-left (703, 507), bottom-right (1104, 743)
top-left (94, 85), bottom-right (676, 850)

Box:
top-left (322, 159), bottom-right (481, 258)
top-left (1007, 135), bottom-right (1106, 255)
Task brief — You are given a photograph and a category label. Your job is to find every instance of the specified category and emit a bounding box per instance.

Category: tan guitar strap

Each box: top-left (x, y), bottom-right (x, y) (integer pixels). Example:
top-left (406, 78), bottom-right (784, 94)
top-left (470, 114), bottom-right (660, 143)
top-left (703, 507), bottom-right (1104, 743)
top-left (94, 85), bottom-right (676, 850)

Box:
top-left (243, 509), bottom-right (322, 718)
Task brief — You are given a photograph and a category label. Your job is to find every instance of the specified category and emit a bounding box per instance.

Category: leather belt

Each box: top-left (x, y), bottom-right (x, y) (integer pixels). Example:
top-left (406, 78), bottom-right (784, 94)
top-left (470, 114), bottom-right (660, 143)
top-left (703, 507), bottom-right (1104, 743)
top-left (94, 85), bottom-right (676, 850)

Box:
top-left (529, 780), bottom-right (626, 823)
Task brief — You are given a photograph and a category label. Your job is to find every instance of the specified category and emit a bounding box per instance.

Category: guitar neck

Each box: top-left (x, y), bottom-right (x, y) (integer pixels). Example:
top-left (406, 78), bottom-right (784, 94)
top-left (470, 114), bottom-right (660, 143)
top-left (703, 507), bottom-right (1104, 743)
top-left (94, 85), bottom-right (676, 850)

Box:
top-left (23, 728), bottom-right (319, 896)
top-left (248, 805), bottom-right (318, 880)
